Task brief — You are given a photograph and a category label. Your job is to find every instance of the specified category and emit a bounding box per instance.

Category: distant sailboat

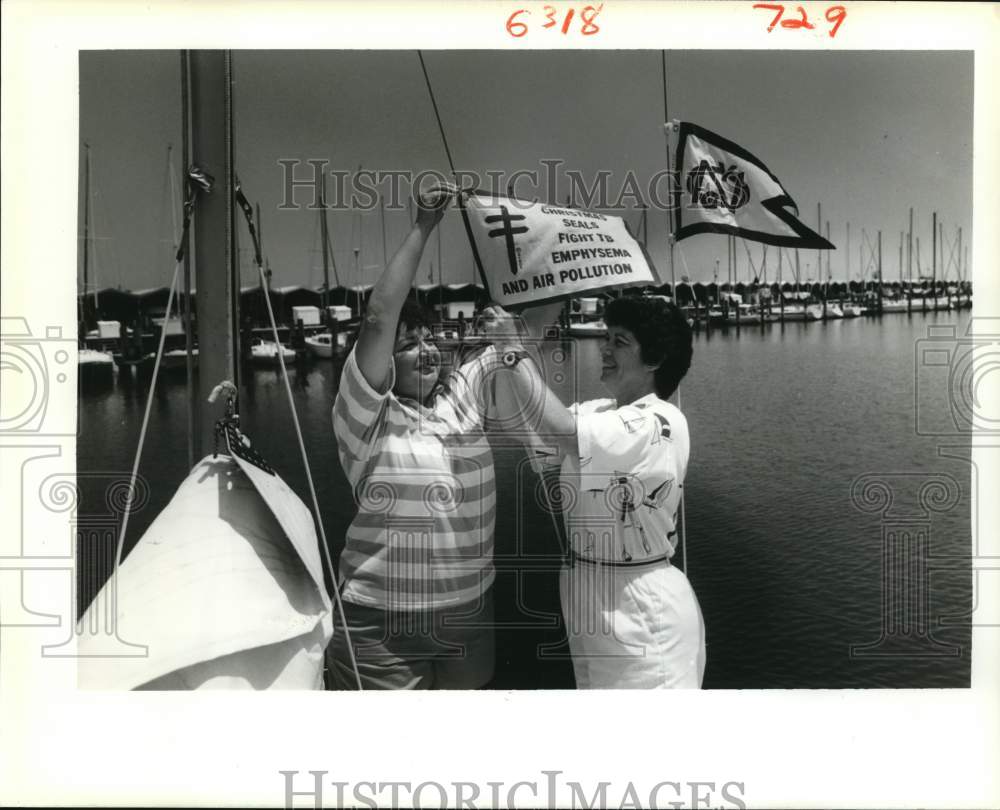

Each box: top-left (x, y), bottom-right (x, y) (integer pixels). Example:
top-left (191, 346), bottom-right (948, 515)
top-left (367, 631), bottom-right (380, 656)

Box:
top-left (78, 144), bottom-right (115, 387)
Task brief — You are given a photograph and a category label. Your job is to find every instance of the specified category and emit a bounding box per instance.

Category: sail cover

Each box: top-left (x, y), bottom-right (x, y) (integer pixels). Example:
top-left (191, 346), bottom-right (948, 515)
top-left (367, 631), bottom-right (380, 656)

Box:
top-left (77, 453), bottom-right (333, 690)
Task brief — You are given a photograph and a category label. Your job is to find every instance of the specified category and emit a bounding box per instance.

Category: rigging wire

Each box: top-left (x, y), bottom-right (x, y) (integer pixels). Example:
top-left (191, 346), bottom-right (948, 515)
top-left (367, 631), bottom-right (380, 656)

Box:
top-left (112, 165), bottom-right (212, 640)
top-left (255, 258), bottom-right (363, 690)
top-left (112, 262), bottom-right (182, 585)
top-left (233, 181), bottom-right (363, 689)
top-left (417, 50), bottom-right (576, 564)
top-left (417, 51), bottom-right (459, 178)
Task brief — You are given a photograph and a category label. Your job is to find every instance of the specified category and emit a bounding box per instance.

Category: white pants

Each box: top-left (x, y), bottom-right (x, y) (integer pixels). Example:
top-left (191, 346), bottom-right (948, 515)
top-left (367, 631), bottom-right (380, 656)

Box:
top-left (559, 561), bottom-right (705, 689)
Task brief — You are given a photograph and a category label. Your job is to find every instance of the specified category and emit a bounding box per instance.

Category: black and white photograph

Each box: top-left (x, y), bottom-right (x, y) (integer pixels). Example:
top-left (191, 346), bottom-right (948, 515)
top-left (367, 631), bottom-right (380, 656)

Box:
top-left (2, 2), bottom-right (998, 808)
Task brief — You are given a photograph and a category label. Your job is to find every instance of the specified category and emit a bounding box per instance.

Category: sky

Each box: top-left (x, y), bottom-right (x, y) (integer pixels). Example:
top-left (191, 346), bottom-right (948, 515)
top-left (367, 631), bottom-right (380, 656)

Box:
top-left (78, 49), bottom-right (973, 292)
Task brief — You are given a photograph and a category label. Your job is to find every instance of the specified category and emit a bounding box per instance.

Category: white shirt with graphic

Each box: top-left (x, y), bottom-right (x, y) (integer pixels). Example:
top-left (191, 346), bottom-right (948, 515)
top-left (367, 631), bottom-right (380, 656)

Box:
top-left (545, 393), bottom-right (690, 565)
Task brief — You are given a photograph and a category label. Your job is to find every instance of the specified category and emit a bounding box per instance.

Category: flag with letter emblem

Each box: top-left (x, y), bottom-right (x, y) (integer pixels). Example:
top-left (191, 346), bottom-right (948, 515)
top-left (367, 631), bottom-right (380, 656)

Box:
top-left (460, 190), bottom-right (657, 307)
top-left (672, 121), bottom-right (834, 250)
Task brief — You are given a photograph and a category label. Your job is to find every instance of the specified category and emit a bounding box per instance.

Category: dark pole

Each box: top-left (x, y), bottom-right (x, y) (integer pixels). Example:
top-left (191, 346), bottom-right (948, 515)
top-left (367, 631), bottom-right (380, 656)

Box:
top-left (939, 218), bottom-right (945, 308)
top-left (958, 226), bottom-right (964, 305)
top-left (179, 51), bottom-right (195, 468)
top-left (822, 218), bottom-right (829, 319)
top-left (82, 142), bottom-right (91, 327)
top-left (190, 50), bottom-right (236, 459)
top-left (907, 207), bottom-right (913, 312)
top-left (817, 203), bottom-right (822, 319)
top-left (778, 248), bottom-right (784, 323)
top-left (320, 177), bottom-right (331, 311)
top-left (931, 211), bottom-right (937, 311)
top-left (846, 221), bottom-right (850, 282)
top-left (877, 230), bottom-right (883, 315)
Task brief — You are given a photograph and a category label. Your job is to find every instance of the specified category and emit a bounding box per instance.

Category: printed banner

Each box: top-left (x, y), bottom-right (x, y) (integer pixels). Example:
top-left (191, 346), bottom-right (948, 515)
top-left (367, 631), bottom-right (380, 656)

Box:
top-left (672, 121), bottom-right (835, 250)
top-left (460, 191), bottom-right (658, 307)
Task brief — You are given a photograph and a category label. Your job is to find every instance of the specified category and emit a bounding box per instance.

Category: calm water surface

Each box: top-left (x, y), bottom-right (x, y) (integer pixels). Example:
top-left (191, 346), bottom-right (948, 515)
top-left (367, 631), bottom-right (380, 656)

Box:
top-left (78, 309), bottom-right (972, 688)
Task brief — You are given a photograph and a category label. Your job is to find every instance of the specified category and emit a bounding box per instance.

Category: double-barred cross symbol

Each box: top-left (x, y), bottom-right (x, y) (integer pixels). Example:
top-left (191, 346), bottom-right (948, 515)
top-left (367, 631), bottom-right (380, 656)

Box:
top-left (485, 205), bottom-right (528, 275)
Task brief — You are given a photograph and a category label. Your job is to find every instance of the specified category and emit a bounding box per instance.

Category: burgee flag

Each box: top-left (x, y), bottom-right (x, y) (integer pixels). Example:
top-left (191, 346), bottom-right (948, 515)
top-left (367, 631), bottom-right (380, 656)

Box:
top-left (460, 191), bottom-right (658, 307)
top-left (672, 121), bottom-right (835, 250)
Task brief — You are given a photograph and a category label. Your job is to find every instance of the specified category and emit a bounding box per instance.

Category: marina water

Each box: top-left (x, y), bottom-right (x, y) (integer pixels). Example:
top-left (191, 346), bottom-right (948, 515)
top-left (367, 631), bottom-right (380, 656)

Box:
top-left (77, 309), bottom-right (972, 688)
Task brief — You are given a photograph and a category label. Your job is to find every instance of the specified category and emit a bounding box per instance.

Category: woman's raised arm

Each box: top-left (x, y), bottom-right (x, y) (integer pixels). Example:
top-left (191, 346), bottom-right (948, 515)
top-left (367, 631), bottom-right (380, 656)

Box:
top-left (353, 184), bottom-right (454, 392)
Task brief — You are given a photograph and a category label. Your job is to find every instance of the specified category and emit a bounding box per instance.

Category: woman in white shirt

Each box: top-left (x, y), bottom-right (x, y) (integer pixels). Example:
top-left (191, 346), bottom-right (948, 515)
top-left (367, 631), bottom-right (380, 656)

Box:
top-left (488, 295), bottom-right (705, 689)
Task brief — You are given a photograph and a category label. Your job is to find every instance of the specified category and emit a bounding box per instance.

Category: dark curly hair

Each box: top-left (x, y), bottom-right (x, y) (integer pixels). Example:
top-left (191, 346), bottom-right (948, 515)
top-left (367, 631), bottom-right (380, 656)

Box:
top-left (603, 296), bottom-right (693, 398)
top-left (397, 298), bottom-right (434, 334)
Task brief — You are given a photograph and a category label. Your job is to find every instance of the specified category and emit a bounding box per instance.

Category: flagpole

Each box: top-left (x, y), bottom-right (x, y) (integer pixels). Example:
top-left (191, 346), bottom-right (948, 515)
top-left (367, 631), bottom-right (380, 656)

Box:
top-left (660, 52), bottom-right (678, 300)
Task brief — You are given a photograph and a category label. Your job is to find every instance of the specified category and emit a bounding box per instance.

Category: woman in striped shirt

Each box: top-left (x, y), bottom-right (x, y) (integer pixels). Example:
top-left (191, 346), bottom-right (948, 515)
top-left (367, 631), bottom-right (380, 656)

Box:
top-left (326, 185), bottom-right (499, 689)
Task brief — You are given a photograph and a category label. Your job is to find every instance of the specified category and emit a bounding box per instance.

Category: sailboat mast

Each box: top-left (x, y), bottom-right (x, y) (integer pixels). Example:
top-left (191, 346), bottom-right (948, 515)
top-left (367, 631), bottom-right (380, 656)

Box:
top-left (817, 203), bottom-right (821, 285)
top-left (939, 219), bottom-right (945, 281)
top-left (82, 142), bottom-right (91, 321)
top-left (877, 230), bottom-right (883, 312)
top-left (957, 227), bottom-right (963, 282)
top-left (825, 221), bottom-right (831, 280)
top-left (907, 206), bottom-right (914, 288)
top-left (319, 178), bottom-right (331, 310)
top-left (899, 232), bottom-right (903, 282)
top-left (190, 49), bottom-right (237, 458)
top-left (180, 52), bottom-right (196, 469)
top-left (932, 211), bottom-right (937, 294)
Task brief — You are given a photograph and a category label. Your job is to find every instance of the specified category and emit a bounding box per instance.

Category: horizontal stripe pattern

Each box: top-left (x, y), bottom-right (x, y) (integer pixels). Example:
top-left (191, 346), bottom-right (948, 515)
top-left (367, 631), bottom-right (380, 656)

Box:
top-left (333, 348), bottom-right (497, 611)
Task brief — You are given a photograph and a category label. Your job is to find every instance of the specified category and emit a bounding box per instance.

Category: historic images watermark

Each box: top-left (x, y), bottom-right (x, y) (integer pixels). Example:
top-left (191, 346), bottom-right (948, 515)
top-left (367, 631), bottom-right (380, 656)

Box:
top-left (280, 770), bottom-right (747, 810)
top-left (0, 316), bottom-right (152, 657)
top-left (276, 159), bottom-right (700, 213)
top-left (848, 317), bottom-right (1000, 659)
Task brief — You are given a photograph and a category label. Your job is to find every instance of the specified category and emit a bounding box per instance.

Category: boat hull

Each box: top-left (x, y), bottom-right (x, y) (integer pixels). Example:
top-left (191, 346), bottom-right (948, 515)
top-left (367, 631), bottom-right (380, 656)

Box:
top-left (78, 350), bottom-right (115, 387)
top-left (250, 341), bottom-right (297, 365)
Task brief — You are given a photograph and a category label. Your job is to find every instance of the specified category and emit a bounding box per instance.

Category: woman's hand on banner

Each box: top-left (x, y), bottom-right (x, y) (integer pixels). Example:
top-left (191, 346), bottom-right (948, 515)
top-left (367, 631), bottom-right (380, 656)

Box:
top-left (521, 300), bottom-right (565, 339)
top-left (414, 182), bottom-right (458, 232)
top-left (478, 305), bottom-right (525, 344)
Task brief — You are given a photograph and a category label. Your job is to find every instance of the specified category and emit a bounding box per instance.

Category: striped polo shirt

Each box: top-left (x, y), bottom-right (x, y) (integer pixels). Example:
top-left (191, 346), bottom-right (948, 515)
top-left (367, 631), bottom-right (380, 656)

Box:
top-left (332, 346), bottom-right (497, 611)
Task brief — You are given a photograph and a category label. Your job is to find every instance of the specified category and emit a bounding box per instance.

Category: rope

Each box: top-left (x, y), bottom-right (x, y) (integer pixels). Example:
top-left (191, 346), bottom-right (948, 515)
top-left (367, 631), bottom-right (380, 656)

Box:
top-left (417, 51), bottom-right (458, 178)
top-left (418, 52), bottom-right (574, 573)
top-left (111, 165), bottom-right (215, 657)
top-left (741, 238), bottom-right (760, 280)
top-left (254, 250), bottom-right (363, 691)
top-left (661, 50), bottom-right (689, 577)
top-left (112, 262), bottom-right (182, 582)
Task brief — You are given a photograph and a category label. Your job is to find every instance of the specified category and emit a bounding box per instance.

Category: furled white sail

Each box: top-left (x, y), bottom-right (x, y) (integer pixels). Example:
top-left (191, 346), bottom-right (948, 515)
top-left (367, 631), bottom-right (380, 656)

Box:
top-left (77, 453), bottom-right (332, 690)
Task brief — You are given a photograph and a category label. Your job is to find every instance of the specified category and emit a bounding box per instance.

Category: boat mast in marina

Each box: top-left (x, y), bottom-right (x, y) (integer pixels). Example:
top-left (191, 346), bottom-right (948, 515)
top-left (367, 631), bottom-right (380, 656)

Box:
top-left (907, 206), bottom-right (914, 310)
top-left (80, 142), bottom-right (101, 322)
top-left (932, 211), bottom-right (937, 309)
top-left (899, 232), bottom-right (904, 284)
top-left (846, 222), bottom-right (850, 280)
top-left (877, 230), bottom-right (883, 313)
top-left (190, 49), bottom-right (238, 457)
top-left (318, 177), bottom-right (340, 310)
top-left (825, 221), bottom-right (831, 280)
